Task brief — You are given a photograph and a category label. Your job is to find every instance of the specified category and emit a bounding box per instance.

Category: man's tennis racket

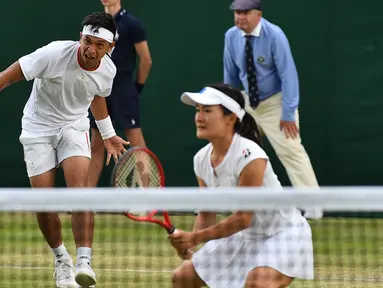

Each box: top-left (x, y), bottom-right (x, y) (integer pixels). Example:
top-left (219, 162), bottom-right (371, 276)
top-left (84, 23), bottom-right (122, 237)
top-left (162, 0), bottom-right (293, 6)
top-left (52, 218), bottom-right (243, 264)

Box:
top-left (111, 147), bottom-right (176, 234)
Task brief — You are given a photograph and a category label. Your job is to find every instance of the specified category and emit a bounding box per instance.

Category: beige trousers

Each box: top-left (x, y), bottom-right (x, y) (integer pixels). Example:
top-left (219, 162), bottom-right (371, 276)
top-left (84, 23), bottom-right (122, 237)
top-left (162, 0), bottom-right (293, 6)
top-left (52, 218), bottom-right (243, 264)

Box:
top-left (243, 92), bottom-right (319, 188)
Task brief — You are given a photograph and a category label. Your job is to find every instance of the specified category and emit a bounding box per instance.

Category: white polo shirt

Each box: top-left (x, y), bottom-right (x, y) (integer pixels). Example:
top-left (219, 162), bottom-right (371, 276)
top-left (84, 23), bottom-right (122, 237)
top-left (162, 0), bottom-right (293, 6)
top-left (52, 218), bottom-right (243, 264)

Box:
top-left (18, 40), bottom-right (116, 137)
top-left (193, 133), bottom-right (305, 239)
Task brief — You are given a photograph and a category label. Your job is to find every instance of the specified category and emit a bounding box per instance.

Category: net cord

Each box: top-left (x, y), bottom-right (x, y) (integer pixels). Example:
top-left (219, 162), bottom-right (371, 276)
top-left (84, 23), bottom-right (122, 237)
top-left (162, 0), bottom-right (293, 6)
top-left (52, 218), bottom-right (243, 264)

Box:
top-left (0, 187), bottom-right (381, 212)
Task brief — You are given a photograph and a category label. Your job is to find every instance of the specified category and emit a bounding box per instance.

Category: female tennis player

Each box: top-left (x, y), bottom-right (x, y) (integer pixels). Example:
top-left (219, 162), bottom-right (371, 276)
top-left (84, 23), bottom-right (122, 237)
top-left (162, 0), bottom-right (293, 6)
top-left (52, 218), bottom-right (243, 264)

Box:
top-left (169, 83), bottom-right (314, 288)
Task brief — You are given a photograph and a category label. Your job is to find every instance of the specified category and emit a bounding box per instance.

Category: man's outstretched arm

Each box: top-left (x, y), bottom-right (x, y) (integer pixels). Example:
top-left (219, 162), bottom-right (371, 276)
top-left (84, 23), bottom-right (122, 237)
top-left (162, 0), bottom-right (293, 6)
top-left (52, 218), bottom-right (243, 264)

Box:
top-left (0, 61), bottom-right (25, 92)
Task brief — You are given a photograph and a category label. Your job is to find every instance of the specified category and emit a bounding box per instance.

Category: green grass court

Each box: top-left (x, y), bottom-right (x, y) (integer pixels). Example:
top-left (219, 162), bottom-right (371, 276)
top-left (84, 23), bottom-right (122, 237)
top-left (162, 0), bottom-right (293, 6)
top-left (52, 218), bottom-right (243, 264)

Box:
top-left (0, 214), bottom-right (382, 287)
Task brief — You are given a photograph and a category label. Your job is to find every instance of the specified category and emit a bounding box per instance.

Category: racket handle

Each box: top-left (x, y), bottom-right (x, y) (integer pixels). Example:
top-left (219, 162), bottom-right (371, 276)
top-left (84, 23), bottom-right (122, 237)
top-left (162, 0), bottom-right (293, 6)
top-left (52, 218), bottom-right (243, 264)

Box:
top-left (168, 225), bottom-right (176, 234)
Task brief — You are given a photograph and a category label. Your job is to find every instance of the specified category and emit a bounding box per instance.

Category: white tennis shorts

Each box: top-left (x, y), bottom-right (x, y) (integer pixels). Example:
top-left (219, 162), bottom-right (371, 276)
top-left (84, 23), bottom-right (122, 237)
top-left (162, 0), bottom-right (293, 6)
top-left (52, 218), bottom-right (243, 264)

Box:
top-left (192, 221), bottom-right (314, 288)
top-left (19, 125), bottom-right (91, 177)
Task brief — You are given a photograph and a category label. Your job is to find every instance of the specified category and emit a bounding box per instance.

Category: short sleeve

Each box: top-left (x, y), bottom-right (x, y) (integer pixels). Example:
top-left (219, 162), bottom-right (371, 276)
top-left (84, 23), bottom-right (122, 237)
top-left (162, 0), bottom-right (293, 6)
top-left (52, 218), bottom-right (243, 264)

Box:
top-left (18, 41), bottom-right (60, 81)
top-left (236, 141), bottom-right (269, 177)
top-left (97, 78), bottom-right (113, 97)
top-left (97, 57), bottom-right (116, 97)
top-left (129, 19), bottom-right (147, 44)
top-left (97, 88), bottom-right (112, 97)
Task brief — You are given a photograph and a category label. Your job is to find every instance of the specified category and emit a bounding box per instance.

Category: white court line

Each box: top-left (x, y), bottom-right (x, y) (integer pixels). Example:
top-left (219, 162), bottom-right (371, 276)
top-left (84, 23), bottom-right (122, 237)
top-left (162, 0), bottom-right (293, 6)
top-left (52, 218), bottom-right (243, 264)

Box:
top-left (0, 265), bottom-right (382, 283)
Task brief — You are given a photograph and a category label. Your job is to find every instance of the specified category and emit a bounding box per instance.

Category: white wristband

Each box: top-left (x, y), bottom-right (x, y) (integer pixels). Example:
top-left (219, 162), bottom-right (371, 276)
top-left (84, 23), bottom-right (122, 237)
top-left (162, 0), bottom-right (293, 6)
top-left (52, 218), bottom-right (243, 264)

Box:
top-left (95, 116), bottom-right (116, 140)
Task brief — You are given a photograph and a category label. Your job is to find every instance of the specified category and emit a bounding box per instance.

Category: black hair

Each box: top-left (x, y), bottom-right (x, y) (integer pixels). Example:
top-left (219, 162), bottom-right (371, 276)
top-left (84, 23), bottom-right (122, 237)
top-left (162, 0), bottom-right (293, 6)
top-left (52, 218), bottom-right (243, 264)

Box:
top-left (81, 12), bottom-right (117, 37)
top-left (207, 83), bottom-right (261, 146)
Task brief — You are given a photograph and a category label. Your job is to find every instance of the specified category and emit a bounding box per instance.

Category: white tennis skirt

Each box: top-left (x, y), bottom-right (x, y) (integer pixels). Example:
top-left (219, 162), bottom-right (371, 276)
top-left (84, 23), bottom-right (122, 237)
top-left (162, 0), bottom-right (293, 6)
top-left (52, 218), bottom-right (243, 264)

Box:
top-left (192, 221), bottom-right (314, 288)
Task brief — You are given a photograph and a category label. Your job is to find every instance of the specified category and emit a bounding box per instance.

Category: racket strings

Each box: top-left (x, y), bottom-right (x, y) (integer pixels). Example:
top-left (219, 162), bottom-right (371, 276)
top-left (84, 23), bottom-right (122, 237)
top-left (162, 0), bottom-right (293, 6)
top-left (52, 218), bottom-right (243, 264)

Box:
top-left (115, 150), bottom-right (162, 188)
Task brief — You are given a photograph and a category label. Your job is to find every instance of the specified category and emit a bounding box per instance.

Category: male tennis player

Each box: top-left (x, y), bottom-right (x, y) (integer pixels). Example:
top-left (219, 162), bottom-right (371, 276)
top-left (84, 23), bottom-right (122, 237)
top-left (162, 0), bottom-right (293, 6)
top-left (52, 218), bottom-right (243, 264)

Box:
top-left (88, 0), bottom-right (152, 188)
top-left (0, 12), bottom-right (128, 288)
top-left (170, 83), bottom-right (314, 288)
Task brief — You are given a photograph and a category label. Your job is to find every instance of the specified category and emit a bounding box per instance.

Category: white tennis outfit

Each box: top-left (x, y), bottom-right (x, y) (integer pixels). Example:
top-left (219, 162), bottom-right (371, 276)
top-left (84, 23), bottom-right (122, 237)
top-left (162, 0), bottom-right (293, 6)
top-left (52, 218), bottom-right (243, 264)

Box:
top-left (18, 41), bottom-right (116, 177)
top-left (192, 133), bottom-right (314, 288)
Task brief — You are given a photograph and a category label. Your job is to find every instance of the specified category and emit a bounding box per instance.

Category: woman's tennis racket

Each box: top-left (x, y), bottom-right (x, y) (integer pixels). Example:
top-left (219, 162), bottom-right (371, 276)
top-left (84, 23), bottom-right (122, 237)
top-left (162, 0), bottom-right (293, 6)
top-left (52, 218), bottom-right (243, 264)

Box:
top-left (111, 147), bottom-right (176, 234)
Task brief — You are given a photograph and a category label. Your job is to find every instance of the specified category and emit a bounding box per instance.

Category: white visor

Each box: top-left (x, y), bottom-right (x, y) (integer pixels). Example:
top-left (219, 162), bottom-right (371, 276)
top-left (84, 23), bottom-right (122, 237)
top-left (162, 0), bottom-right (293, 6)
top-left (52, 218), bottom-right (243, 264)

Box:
top-left (181, 87), bottom-right (246, 121)
top-left (82, 25), bottom-right (114, 43)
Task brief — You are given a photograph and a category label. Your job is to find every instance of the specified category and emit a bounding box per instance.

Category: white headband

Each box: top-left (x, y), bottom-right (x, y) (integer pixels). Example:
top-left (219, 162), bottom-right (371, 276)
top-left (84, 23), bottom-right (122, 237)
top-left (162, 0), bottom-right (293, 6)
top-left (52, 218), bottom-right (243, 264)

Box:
top-left (82, 25), bottom-right (114, 43)
top-left (181, 87), bottom-right (246, 121)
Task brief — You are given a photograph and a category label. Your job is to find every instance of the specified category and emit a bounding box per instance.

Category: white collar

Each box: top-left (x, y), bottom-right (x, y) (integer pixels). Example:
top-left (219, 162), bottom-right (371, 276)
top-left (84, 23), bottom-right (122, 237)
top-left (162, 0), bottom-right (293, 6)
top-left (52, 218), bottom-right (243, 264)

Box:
top-left (241, 19), bottom-right (262, 37)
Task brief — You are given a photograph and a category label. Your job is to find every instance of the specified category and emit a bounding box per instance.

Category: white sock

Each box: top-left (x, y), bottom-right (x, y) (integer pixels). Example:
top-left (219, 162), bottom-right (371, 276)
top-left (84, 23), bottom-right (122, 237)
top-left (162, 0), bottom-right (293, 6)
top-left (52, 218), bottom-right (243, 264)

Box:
top-left (77, 247), bottom-right (92, 265)
top-left (51, 244), bottom-right (70, 261)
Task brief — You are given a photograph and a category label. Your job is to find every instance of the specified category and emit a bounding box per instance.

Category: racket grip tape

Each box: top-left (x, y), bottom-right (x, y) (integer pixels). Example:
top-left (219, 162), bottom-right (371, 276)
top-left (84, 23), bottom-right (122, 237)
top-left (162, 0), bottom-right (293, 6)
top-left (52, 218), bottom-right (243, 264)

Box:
top-left (168, 225), bottom-right (176, 234)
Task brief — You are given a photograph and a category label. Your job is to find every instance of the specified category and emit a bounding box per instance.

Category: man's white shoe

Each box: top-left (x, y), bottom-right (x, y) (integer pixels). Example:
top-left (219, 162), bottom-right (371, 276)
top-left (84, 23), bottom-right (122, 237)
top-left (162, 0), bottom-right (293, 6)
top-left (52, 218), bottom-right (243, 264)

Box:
top-left (75, 261), bottom-right (97, 288)
top-left (54, 259), bottom-right (78, 288)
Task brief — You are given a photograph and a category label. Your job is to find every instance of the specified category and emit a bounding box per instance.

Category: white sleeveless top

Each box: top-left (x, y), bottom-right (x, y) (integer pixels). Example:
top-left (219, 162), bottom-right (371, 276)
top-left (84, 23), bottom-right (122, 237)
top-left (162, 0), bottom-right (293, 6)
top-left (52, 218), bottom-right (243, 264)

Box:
top-left (193, 133), bottom-right (305, 239)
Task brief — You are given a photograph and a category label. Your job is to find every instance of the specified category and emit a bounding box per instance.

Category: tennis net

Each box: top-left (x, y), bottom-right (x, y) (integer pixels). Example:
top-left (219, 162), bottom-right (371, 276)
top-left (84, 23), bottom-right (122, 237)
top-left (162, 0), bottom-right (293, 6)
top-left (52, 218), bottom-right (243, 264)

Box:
top-left (0, 187), bottom-right (382, 287)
